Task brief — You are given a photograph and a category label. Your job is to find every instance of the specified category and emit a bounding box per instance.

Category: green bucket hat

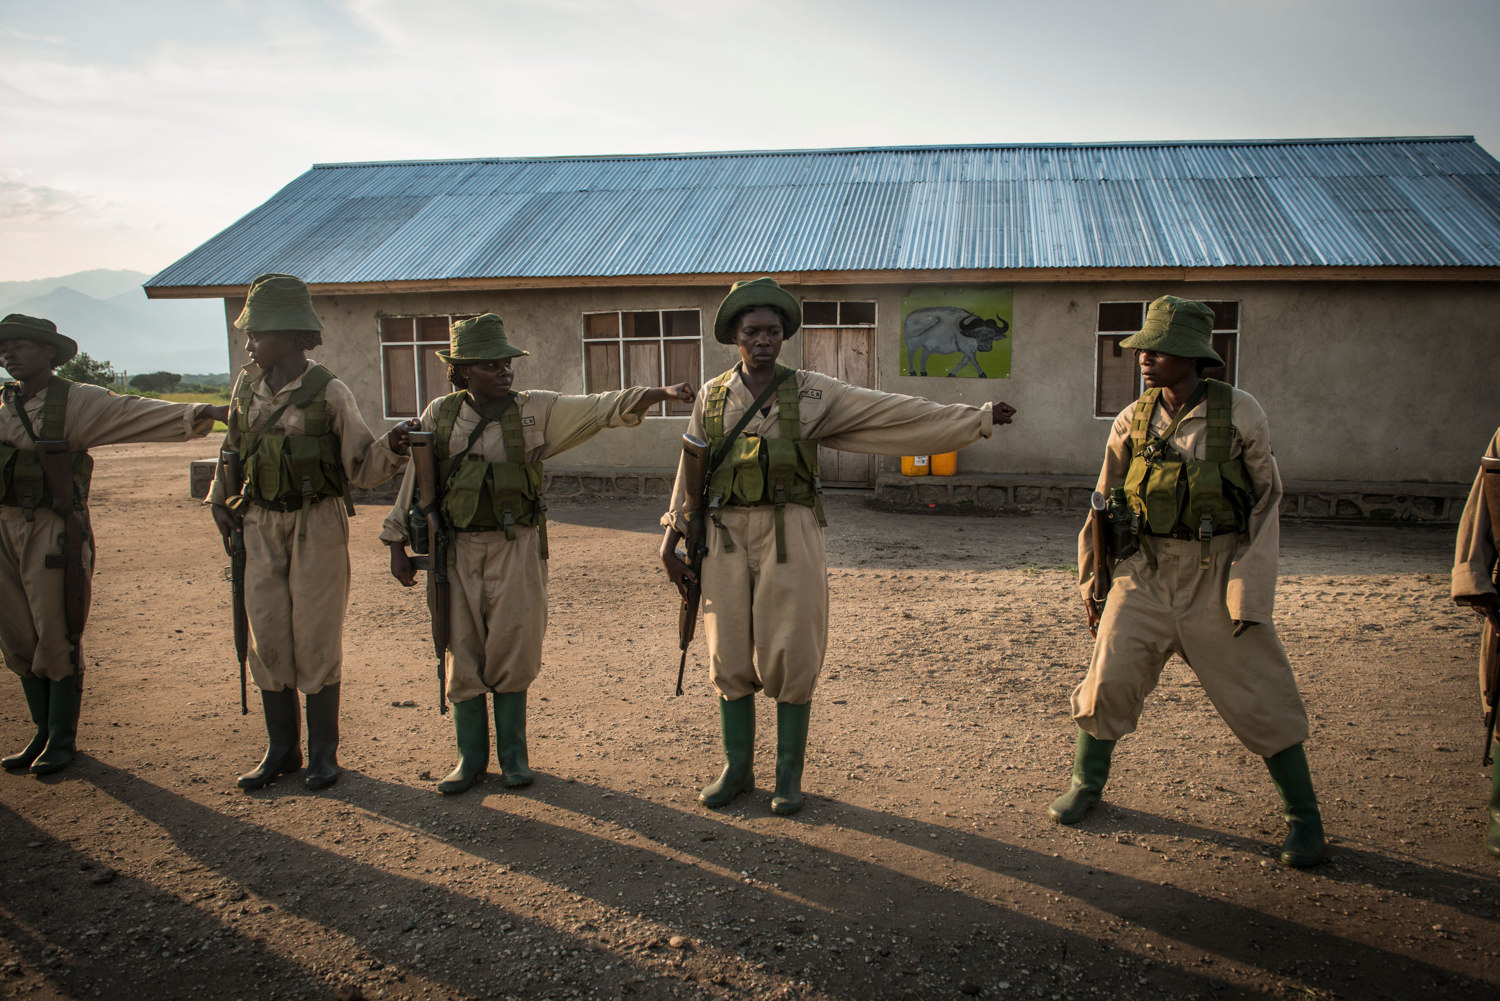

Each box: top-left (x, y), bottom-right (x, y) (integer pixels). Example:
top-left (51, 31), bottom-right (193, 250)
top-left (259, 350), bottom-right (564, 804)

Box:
top-left (436, 313), bottom-right (529, 364)
top-left (0, 313), bottom-right (78, 367)
top-left (234, 273), bottom-right (323, 332)
top-left (1120, 295), bottom-right (1222, 364)
top-left (713, 277), bottom-right (802, 344)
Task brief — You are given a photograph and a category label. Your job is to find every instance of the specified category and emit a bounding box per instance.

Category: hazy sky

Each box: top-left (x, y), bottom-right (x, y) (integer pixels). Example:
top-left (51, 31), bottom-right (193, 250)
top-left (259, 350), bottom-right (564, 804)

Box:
top-left (3, 0), bottom-right (1498, 282)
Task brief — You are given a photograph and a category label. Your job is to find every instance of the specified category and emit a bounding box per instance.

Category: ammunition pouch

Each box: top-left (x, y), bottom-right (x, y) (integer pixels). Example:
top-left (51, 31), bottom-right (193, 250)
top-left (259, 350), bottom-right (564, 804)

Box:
top-left (1122, 379), bottom-right (1254, 568)
top-left (233, 365), bottom-right (354, 538)
top-left (431, 390), bottom-right (549, 558)
top-left (0, 377), bottom-right (91, 520)
top-left (702, 366), bottom-right (825, 563)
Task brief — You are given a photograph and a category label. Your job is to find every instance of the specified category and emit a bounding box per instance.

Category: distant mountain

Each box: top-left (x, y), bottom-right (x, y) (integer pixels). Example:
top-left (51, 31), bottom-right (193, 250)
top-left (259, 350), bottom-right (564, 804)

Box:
top-left (0, 270), bottom-right (228, 376)
top-left (0, 269), bottom-right (152, 308)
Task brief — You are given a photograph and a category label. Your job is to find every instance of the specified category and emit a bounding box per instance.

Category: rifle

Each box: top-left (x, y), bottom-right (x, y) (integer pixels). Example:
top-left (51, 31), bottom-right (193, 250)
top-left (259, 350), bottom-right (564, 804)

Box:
top-left (407, 432), bottom-right (450, 715)
top-left (1084, 490), bottom-right (1112, 637)
top-left (220, 447), bottom-right (250, 714)
top-left (36, 441), bottom-right (89, 690)
top-left (673, 434), bottom-right (710, 696)
top-left (1480, 456), bottom-right (1500, 764)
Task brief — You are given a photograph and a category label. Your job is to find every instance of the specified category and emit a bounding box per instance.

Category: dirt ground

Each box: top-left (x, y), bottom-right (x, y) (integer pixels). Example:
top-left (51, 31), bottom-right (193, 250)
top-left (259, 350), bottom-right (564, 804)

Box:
top-left (1, 440), bottom-right (1497, 1001)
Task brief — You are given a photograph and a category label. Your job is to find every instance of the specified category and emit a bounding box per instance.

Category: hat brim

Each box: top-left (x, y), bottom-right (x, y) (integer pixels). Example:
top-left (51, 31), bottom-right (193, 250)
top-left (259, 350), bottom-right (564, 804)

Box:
top-left (1119, 330), bottom-right (1223, 366)
top-left (713, 283), bottom-right (802, 344)
top-left (0, 325), bottom-right (78, 368)
top-left (436, 345), bottom-right (530, 364)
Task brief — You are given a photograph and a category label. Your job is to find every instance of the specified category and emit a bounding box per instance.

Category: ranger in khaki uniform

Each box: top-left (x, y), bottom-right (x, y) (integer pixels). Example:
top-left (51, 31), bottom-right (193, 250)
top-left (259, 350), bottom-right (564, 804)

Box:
top-left (382, 314), bottom-right (694, 794)
top-left (661, 278), bottom-right (1016, 815)
top-left (1, 314), bottom-right (224, 775)
top-left (1058, 295), bottom-right (1324, 867)
top-left (1451, 427), bottom-right (1500, 857)
top-left (210, 275), bottom-right (411, 791)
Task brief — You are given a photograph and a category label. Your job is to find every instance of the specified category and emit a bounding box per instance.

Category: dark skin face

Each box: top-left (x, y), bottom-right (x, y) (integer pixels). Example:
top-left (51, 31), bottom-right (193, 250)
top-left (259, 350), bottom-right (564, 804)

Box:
top-left (244, 331), bottom-right (307, 395)
top-left (0, 338), bottom-right (59, 398)
top-left (459, 358), bottom-right (515, 406)
top-left (1136, 349), bottom-right (1199, 413)
top-left (733, 307), bottom-right (785, 391)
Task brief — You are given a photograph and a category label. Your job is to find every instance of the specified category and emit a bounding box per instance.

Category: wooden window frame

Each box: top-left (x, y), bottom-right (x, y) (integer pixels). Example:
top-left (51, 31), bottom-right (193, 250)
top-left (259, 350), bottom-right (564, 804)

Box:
top-left (580, 308), bottom-right (702, 418)
top-left (1092, 300), bottom-right (1240, 419)
top-left (799, 299), bottom-right (878, 367)
top-left (378, 314), bottom-right (473, 420)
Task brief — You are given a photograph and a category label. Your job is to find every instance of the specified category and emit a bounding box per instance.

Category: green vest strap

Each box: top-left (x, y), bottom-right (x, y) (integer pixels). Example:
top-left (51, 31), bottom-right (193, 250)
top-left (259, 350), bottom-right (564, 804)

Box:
top-left (1122, 379), bottom-right (1254, 566)
top-left (435, 391), bottom-right (548, 557)
top-left (702, 365), bottom-right (824, 563)
top-left (236, 365), bottom-right (351, 538)
top-left (0, 377), bottom-right (91, 520)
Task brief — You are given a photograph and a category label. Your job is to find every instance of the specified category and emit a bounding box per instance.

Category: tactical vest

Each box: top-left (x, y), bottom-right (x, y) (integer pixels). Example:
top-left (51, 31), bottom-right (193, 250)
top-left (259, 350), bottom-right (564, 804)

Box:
top-left (1122, 379), bottom-right (1256, 566)
top-left (432, 391), bottom-right (548, 558)
top-left (234, 365), bottom-right (353, 535)
top-left (703, 365), bottom-right (825, 563)
top-left (0, 377), bottom-right (92, 520)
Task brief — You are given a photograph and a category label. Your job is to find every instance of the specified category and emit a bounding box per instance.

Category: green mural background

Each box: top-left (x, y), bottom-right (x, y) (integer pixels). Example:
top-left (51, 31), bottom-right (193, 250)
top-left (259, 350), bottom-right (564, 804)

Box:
top-left (899, 286), bottom-right (1013, 378)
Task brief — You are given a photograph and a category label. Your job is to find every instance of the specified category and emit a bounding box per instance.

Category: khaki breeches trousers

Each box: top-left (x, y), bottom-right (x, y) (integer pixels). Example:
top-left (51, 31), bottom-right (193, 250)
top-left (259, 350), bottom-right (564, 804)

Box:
top-left (702, 504), bottom-right (827, 705)
top-left (1071, 533), bottom-right (1310, 758)
top-left (243, 501), bottom-right (349, 694)
top-left (0, 506), bottom-right (94, 681)
top-left (438, 525), bottom-right (547, 702)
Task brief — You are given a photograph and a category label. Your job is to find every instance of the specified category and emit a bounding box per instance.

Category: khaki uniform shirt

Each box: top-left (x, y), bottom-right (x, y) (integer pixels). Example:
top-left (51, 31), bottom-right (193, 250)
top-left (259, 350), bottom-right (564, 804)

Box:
top-left (1451, 428), bottom-right (1500, 601)
top-left (2, 381), bottom-right (216, 455)
top-left (662, 366), bottom-right (995, 534)
top-left (209, 362), bottom-right (403, 505)
top-left (379, 387), bottom-right (649, 544)
top-left (1077, 386), bottom-right (1283, 624)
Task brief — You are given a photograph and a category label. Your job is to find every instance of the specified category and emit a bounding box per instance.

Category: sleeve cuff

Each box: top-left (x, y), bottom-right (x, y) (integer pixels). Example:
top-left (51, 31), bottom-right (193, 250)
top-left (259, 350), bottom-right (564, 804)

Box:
top-left (1453, 563), bottom-right (1498, 600)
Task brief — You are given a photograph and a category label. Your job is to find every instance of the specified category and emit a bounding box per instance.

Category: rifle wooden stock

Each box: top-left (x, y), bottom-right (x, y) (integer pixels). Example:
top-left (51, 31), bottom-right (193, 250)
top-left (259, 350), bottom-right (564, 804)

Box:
top-left (673, 433), bottom-right (710, 696)
top-left (409, 432), bottom-right (450, 714)
top-left (1089, 490), bottom-right (1111, 604)
top-left (221, 447), bottom-right (250, 715)
top-left (36, 440), bottom-right (89, 689)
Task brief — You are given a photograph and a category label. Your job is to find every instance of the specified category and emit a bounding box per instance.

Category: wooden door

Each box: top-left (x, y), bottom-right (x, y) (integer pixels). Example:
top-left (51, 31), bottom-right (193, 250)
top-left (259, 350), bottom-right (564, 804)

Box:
top-left (801, 326), bottom-right (877, 487)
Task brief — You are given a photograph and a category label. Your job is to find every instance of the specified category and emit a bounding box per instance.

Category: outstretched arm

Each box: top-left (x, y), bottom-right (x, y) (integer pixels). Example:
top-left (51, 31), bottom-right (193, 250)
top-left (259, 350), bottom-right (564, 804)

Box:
top-left (630, 382), bottom-right (696, 414)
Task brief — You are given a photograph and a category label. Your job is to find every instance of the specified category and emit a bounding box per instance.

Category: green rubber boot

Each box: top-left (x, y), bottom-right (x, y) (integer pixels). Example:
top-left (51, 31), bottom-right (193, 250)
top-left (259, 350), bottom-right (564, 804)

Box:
top-left (29, 677), bottom-right (81, 776)
top-left (1048, 729), bottom-right (1115, 824)
top-left (303, 683), bottom-right (341, 790)
top-left (438, 696), bottom-right (489, 794)
top-left (1264, 743), bottom-right (1325, 868)
top-left (700, 695), bottom-right (755, 808)
top-left (494, 690), bottom-right (534, 788)
top-left (238, 687), bottom-right (302, 789)
top-left (1485, 757), bottom-right (1500, 859)
top-left (770, 701), bottom-right (811, 816)
top-left (3, 677), bottom-right (50, 771)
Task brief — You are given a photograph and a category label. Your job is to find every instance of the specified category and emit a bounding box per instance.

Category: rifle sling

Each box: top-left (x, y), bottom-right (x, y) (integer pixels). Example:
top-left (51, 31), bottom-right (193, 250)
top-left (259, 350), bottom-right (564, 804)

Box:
top-left (448, 393), bottom-right (516, 470)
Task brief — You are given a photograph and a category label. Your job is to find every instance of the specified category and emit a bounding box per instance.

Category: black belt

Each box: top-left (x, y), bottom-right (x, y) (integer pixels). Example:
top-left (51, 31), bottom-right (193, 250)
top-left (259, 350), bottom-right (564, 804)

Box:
top-left (248, 494), bottom-right (331, 513)
top-left (1144, 528), bottom-right (1238, 541)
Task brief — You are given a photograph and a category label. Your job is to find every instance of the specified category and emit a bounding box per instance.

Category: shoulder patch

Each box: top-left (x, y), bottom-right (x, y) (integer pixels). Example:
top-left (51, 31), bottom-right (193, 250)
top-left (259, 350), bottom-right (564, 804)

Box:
top-left (799, 389), bottom-right (823, 400)
top-left (520, 415), bottom-right (536, 427)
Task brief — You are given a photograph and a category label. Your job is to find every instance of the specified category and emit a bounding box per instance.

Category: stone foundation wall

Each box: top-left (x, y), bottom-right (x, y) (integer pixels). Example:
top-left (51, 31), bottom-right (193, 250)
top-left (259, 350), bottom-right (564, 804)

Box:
top-left (871, 473), bottom-right (1472, 523)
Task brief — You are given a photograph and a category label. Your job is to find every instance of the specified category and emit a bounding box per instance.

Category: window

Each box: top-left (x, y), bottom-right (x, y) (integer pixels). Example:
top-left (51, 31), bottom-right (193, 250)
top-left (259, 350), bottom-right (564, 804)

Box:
top-left (582, 309), bottom-right (701, 416)
top-left (800, 299), bottom-right (877, 387)
top-left (1093, 300), bottom-right (1239, 418)
top-left (802, 300), bottom-right (876, 327)
top-left (379, 314), bottom-right (474, 419)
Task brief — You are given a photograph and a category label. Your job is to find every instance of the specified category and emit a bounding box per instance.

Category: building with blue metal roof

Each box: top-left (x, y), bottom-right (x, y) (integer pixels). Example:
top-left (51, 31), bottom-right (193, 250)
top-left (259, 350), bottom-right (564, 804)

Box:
top-left (152, 137), bottom-right (1500, 506)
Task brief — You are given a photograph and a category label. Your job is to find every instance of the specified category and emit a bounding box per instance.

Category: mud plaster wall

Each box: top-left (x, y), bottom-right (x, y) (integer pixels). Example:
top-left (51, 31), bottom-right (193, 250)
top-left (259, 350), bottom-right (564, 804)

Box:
top-left (221, 279), bottom-right (1500, 483)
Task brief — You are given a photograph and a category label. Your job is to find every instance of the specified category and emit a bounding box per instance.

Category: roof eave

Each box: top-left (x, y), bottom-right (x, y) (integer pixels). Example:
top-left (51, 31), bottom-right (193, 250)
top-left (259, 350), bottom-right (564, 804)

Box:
top-left (142, 264), bottom-right (1500, 299)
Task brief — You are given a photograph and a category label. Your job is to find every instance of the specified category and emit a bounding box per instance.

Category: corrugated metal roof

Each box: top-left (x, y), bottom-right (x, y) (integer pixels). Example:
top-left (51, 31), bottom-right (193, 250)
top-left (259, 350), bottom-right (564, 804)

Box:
top-left (146, 137), bottom-right (1500, 289)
